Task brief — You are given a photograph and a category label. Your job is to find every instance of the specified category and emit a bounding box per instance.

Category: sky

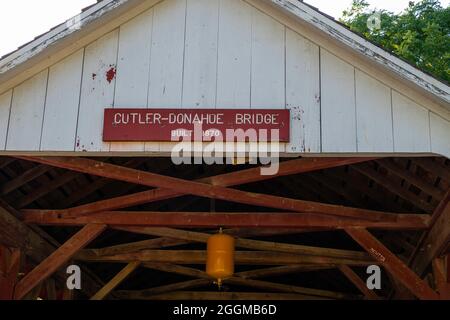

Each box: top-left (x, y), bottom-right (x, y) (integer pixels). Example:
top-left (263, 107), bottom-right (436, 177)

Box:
top-left (0, 0), bottom-right (449, 57)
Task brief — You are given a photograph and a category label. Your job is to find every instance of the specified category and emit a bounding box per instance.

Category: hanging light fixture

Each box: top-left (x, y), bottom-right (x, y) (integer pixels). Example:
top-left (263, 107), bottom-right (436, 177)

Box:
top-left (206, 228), bottom-right (235, 289)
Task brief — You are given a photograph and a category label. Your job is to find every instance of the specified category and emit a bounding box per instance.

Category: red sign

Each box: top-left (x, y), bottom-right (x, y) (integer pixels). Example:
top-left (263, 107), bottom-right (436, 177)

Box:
top-left (103, 109), bottom-right (290, 142)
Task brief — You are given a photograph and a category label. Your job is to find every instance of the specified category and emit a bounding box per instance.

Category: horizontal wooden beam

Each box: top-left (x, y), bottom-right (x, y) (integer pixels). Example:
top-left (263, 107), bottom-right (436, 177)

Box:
top-left (22, 210), bottom-right (431, 230)
top-left (345, 228), bottom-right (439, 300)
top-left (19, 156), bottom-right (405, 221)
top-left (75, 250), bottom-right (372, 266)
top-left (117, 291), bottom-right (323, 300)
top-left (14, 224), bottom-right (106, 300)
top-left (92, 227), bottom-right (371, 261)
top-left (142, 262), bottom-right (335, 280)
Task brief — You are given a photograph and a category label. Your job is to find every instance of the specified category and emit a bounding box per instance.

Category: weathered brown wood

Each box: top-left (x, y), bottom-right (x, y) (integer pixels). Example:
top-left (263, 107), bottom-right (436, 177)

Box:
top-left (339, 265), bottom-right (380, 300)
top-left (14, 224), bottom-right (106, 300)
top-left (0, 202), bottom-right (105, 297)
top-left (235, 265), bottom-right (335, 278)
top-left (56, 158), bottom-right (148, 208)
top-left (102, 227), bottom-right (371, 261)
top-left (19, 156), bottom-right (408, 221)
top-left (0, 165), bottom-right (50, 195)
top-left (115, 276), bottom-right (357, 300)
top-left (117, 291), bottom-right (323, 300)
top-left (26, 157), bottom-right (376, 219)
top-left (90, 261), bottom-right (140, 300)
top-left (431, 258), bottom-right (449, 299)
top-left (227, 277), bottom-right (359, 299)
top-left (22, 210), bottom-right (430, 230)
top-left (354, 164), bottom-right (434, 212)
top-left (410, 190), bottom-right (450, 276)
top-left (143, 262), bottom-right (334, 282)
top-left (93, 238), bottom-right (189, 257)
top-left (45, 278), bottom-right (57, 300)
top-left (0, 158), bottom-right (14, 169)
top-left (76, 250), bottom-right (371, 266)
top-left (116, 279), bottom-right (211, 298)
top-left (0, 246), bottom-right (21, 300)
top-left (413, 158), bottom-right (450, 183)
top-left (17, 171), bottom-right (80, 208)
top-left (377, 159), bottom-right (445, 200)
top-left (345, 228), bottom-right (439, 300)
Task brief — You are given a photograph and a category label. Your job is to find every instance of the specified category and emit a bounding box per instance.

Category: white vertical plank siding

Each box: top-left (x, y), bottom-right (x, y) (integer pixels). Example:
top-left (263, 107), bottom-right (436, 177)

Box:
top-left (41, 50), bottom-right (84, 151)
top-left (286, 29), bottom-right (320, 153)
top-left (76, 30), bottom-right (119, 152)
top-left (320, 50), bottom-right (356, 152)
top-left (182, 0), bottom-right (219, 108)
top-left (392, 91), bottom-right (430, 153)
top-left (0, 91), bottom-right (12, 150)
top-left (111, 9), bottom-right (154, 152)
top-left (6, 70), bottom-right (48, 151)
top-left (251, 9), bottom-right (285, 153)
top-left (355, 70), bottom-right (393, 152)
top-left (148, 0), bottom-right (187, 152)
top-left (251, 9), bottom-right (285, 109)
top-left (216, 0), bottom-right (252, 108)
top-left (430, 113), bottom-right (450, 158)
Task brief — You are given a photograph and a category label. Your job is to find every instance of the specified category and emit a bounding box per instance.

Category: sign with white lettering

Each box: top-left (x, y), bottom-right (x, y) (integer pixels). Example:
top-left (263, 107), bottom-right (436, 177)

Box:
top-left (103, 109), bottom-right (290, 142)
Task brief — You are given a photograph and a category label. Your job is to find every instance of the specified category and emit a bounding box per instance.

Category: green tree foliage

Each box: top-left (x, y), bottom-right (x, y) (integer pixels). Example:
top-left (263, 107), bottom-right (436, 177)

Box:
top-left (341, 0), bottom-right (449, 83)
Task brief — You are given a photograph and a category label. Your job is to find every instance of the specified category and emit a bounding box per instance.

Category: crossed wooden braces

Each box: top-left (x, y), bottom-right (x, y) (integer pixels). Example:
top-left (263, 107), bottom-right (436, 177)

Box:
top-left (0, 156), bottom-right (448, 300)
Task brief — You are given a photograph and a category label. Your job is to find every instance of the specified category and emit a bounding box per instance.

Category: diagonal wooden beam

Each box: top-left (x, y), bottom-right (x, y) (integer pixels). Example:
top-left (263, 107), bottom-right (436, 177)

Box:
top-left (56, 158), bottom-right (148, 208)
top-left (22, 210), bottom-right (430, 230)
top-left (18, 156), bottom-right (407, 221)
top-left (353, 164), bottom-right (434, 212)
top-left (338, 265), bottom-right (380, 300)
top-left (0, 201), bottom-right (105, 298)
top-left (90, 261), bottom-right (140, 300)
top-left (119, 264), bottom-right (358, 300)
top-left (410, 190), bottom-right (450, 276)
top-left (377, 159), bottom-right (445, 200)
top-left (13, 224), bottom-right (106, 300)
top-left (21, 157), bottom-right (376, 218)
top-left (345, 228), bottom-right (439, 300)
top-left (16, 171), bottom-right (80, 208)
top-left (0, 165), bottom-right (50, 196)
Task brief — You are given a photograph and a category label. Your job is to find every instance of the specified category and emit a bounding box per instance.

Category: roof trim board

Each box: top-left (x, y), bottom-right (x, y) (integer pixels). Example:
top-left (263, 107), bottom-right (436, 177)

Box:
top-left (269, 0), bottom-right (449, 105)
top-left (0, 0), bottom-right (449, 109)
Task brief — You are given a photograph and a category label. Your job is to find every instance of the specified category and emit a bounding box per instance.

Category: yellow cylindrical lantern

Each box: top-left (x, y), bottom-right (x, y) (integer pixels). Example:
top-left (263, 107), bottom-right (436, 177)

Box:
top-left (206, 231), bottom-right (235, 287)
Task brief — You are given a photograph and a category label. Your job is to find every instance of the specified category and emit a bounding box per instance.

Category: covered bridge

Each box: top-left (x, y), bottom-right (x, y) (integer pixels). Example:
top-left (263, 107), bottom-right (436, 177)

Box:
top-left (0, 0), bottom-right (449, 300)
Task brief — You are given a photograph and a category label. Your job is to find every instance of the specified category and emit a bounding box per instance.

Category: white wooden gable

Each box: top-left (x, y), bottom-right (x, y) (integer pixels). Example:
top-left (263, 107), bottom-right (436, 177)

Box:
top-left (0, 0), bottom-right (448, 157)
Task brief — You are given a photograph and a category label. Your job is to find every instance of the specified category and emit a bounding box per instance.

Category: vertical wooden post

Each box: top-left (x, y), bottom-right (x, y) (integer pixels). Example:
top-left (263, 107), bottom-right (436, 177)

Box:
top-left (0, 246), bottom-right (21, 300)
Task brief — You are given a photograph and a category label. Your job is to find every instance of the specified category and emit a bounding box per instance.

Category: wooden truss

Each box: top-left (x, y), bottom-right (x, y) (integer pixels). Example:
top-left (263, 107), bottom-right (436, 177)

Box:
top-left (0, 156), bottom-right (448, 300)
